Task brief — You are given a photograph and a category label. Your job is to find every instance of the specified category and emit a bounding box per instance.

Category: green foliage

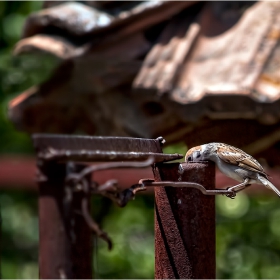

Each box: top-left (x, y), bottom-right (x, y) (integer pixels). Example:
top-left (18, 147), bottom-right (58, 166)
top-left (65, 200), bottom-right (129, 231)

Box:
top-left (0, 2), bottom-right (42, 46)
top-left (216, 193), bottom-right (280, 278)
top-left (163, 141), bottom-right (187, 155)
top-left (94, 196), bottom-right (155, 279)
top-left (1, 191), bottom-right (38, 278)
top-left (0, 1), bottom-right (59, 154)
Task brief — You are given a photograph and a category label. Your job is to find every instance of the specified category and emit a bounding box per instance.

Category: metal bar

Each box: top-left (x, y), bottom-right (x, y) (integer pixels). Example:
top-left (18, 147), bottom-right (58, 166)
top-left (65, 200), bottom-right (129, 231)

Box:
top-left (139, 178), bottom-right (235, 197)
top-left (32, 134), bottom-right (183, 162)
top-left (67, 157), bottom-right (155, 183)
top-left (33, 135), bottom-right (164, 152)
top-left (154, 161), bottom-right (216, 279)
top-left (38, 161), bottom-right (92, 279)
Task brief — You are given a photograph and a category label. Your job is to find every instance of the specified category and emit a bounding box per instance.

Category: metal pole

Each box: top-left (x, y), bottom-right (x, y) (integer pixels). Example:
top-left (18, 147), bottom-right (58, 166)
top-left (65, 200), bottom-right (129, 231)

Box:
top-left (38, 161), bottom-right (92, 279)
top-left (154, 161), bottom-right (215, 279)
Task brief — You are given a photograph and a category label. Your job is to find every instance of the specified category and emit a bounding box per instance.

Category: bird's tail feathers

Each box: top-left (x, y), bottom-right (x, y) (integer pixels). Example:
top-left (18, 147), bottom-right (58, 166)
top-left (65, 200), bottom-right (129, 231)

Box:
top-left (258, 175), bottom-right (280, 197)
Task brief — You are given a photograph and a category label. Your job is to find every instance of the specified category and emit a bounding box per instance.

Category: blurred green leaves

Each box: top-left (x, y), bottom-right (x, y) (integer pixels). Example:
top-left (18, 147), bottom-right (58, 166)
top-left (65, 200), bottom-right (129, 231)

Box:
top-left (216, 192), bottom-right (250, 219)
top-left (2, 13), bottom-right (26, 42)
top-left (0, 1), bottom-right (42, 40)
top-left (1, 191), bottom-right (38, 278)
top-left (0, 1), bottom-right (59, 154)
top-left (269, 208), bottom-right (280, 238)
top-left (216, 194), bottom-right (280, 278)
top-left (96, 196), bottom-right (154, 279)
top-left (163, 141), bottom-right (187, 156)
top-left (1, 192), bottom-right (155, 279)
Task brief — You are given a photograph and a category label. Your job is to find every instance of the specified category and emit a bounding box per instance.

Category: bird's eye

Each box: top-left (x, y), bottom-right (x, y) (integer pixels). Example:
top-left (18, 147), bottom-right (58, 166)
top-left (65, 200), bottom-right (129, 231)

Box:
top-left (195, 151), bottom-right (201, 158)
top-left (188, 156), bottom-right (192, 161)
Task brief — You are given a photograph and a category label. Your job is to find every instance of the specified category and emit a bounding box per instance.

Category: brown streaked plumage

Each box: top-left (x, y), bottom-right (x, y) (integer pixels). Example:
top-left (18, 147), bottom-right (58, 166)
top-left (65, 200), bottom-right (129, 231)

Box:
top-left (216, 143), bottom-right (268, 178)
top-left (185, 142), bottom-right (280, 198)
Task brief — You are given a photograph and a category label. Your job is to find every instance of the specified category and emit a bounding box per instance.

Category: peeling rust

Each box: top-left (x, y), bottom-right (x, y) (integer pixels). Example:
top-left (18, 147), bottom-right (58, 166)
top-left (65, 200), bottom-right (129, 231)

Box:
top-left (154, 161), bottom-right (216, 279)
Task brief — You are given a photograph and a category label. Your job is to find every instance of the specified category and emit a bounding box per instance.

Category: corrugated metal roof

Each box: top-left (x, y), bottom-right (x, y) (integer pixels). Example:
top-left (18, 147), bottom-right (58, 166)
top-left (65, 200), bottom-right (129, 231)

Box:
top-left (134, 1), bottom-right (280, 103)
top-left (9, 1), bottom-right (280, 146)
top-left (14, 1), bottom-right (194, 58)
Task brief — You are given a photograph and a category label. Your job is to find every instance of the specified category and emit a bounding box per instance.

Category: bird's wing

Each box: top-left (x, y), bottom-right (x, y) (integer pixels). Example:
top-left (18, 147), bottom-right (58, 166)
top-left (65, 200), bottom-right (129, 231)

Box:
top-left (217, 144), bottom-right (266, 175)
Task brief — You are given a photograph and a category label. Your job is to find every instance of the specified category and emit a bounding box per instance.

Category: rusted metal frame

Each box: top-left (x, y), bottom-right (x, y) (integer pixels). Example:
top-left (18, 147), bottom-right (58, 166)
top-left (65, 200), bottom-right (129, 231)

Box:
top-left (64, 157), bottom-right (156, 250)
top-left (37, 155), bottom-right (157, 279)
top-left (34, 134), bottom-right (223, 280)
top-left (34, 134), bottom-right (183, 273)
top-left (154, 161), bottom-right (216, 279)
top-left (38, 160), bottom-right (92, 279)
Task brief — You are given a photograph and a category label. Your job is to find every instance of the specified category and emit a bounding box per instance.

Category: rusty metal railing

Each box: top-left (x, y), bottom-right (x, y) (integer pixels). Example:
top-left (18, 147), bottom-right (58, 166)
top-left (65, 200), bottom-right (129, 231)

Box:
top-left (32, 134), bottom-right (234, 279)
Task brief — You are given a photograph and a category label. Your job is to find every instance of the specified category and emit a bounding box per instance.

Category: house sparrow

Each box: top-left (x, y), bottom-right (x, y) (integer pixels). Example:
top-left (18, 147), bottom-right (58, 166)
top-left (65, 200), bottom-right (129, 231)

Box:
top-left (185, 142), bottom-right (280, 198)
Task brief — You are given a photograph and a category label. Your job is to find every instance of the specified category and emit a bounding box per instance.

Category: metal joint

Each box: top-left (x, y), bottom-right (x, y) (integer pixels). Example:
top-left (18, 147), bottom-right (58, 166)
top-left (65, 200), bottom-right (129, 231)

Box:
top-left (63, 157), bottom-right (156, 250)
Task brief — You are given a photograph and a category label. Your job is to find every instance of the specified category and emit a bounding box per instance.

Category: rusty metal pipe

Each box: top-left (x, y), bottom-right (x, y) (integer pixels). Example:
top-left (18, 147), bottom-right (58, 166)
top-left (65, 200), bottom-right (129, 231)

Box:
top-left (38, 161), bottom-right (92, 279)
top-left (154, 161), bottom-right (215, 279)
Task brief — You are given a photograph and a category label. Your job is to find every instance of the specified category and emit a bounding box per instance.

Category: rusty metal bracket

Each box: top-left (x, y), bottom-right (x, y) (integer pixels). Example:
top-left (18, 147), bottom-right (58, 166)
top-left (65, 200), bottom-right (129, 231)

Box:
top-left (33, 134), bottom-right (184, 256)
top-left (32, 134), bottom-right (187, 278)
top-left (136, 178), bottom-right (236, 198)
top-left (63, 157), bottom-right (156, 249)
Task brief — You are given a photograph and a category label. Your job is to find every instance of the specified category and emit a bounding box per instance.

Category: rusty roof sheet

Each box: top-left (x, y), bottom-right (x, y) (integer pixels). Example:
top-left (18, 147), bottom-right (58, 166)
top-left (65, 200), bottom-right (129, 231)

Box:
top-left (22, 2), bottom-right (114, 38)
top-left (9, 1), bottom-right (280, 144)
top-left (133, 1), bottom-right (280, 103)
top-left (21, 1), bottom-right (193, 39)
top-left (15, 1), bottom-right (194, 59)
top-left (13, 34), bottom-right (77, 59)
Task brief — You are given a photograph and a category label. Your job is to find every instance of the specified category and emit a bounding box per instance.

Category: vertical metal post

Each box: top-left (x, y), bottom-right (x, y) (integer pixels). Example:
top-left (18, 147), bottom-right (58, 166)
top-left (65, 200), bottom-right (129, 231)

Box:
top-left (38, 161), bottom-right (92, 279)
top-left (154, 161), bottom-right (215, 279)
